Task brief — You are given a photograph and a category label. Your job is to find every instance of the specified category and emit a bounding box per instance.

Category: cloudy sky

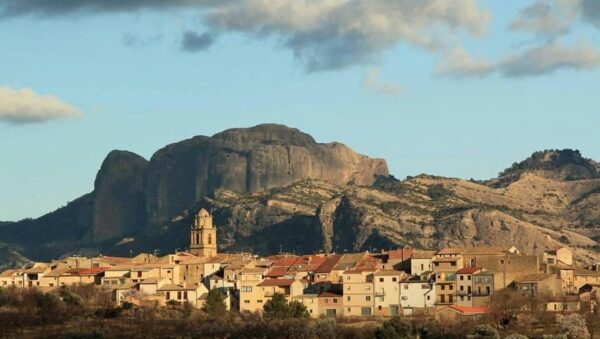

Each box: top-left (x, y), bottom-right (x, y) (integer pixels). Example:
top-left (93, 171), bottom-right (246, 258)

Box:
top-left (1, 0), bottom-right (600, 221)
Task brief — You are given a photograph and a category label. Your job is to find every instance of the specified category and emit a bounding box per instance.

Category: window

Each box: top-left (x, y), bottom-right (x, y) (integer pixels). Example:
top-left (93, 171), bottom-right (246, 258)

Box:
top-left (468, 276), bottom-right (471, 281)
top-left (449, 285), bottom-right (453, 290)
top-left (460, 296), bottom-right (464, 301)
top-left (366, 296), bottom-right (371, 301)
top-left (244, 300), bottom-right (250, 304)
top-left (137, 271), bottom-right (142, 278)
top-left (434, 262), bottom-right (440, 267)
top-left (441, 285), bottom-right (445, 290)
top-left (241, 286), bottom-right (252, 292)
top-left (177, 292), bottom-right (182, 300)
top-left (450, 262), bottom-right (456, 267)
top-left (500, 260), bottom-right (505, 264)
top-left (208, 234), bottom-right (212, 245)
top-left (467, 296), bottom-right (471, 301)
top-left (196, 233), bottom-right (199, 245)
top-left (460, 275), bottom-right (464, 281)
top-left (379, 278), bottom-right (384, 282)
top-left (401, 296), bottom-right (408, 300)
top-left (427, 295), bottom-right (431, 300)
top-left (378, 305), bottom-right (382, 311)
top-left (333, 298), bottom-right (338, 304)
top-left (257, 300), bottom-right (263, 303)
top-left (347, 286), bottom-right (351, 290)
top-left (404, 284), bottom-right (408, 289)
top-left (324, 298), bottom-right (329, 304)
top-left (166, 292), bottom-right (170, 300)
top-left (347, 307), bottom-right (351, 312)
top-left (184, 292), bottom-right (188, 300)
top-left (460, 286), bottom-right (464, 291)
top-left (347, 296), bottom-right (351, 301)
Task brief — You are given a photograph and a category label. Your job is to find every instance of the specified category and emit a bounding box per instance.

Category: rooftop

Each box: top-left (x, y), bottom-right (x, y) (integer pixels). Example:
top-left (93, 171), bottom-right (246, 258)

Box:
top-left (257, 279), bottom-right (296, 287)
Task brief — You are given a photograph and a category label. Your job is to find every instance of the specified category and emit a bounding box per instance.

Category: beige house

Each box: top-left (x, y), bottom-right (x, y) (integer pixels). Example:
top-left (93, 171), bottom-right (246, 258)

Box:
top-left (472, 270), bottom-right (494, 307)
top-left (410, 250), bottom-right (436, 275)
top-left (294, 294), bottom-right (319, 317)
top-left (574, 268), bottom-right (600, 290)
top-left (432, 249), bottom-right (464, 273)
top-left (318, 291), bottom-right (344, 317)
top-left (102, 265), bottom-right (133, 287)
top-left (159, 283), bottom-right (208, 308)
top-left (373, 270), bottom-right (404, 316)
top-left (139, 277), bottom-right (169, 295)
top-left (543, 247), bottom-right (573, 266)
top-left (341, 270), bottom-right (375, 316)
top-left (130, 265), bottom-right (162, 284)
top-left (456, 267), bottom-right (480, 306)
top-left (435, 272), bottom-right (457, 305)
top-left (513, 273), bottom-right (562, 297)
top-left (0, 269), bottom-right (23, 288)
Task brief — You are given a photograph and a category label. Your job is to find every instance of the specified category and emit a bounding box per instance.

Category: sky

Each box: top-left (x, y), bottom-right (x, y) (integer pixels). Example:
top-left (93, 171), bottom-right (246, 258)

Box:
top-left (1, 0), bottom-right (600, 221)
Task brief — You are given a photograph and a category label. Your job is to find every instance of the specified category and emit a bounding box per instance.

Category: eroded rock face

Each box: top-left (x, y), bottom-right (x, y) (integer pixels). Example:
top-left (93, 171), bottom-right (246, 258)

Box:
top-left (144, 124), bottom-right (388, 225)
top-left (93, 150), bottom-right (148, 242)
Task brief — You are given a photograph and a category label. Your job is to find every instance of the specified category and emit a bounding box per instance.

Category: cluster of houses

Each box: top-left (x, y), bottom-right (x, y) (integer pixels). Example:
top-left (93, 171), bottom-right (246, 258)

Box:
top-left (1, 209), bottom-right (600, 321)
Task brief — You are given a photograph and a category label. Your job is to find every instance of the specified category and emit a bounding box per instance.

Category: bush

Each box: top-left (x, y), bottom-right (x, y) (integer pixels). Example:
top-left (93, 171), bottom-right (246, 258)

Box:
top-left (203, 288), bottom-right (226, 316)
top-left (471, 324), bottom-right (499, 339)
top-left (263, 293), bottom-right (308, 320)
top-left (375, 317), bottom-right (412, 339)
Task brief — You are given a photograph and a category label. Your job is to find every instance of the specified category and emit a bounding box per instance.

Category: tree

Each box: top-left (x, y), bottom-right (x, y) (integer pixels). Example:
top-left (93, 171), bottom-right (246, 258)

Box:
top-left (263, 293), bottom-right (308, 320)
top-left (375, 317), bottom-right (412, 339)
top-left (471, 324), bottom-right (499, 339)
top-left (558, 313), bottom-right (590, 339)
top-left (203, 288), bottom-right (226, 316)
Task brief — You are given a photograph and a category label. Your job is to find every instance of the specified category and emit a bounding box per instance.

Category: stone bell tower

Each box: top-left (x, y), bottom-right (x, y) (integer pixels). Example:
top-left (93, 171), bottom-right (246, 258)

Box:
top-left (190, 208), bottom-right (217, 257)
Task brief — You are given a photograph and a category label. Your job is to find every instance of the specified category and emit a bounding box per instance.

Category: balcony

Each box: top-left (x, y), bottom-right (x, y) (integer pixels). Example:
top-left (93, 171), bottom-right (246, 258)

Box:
top-left (374, 291), bottom-right (385, 297)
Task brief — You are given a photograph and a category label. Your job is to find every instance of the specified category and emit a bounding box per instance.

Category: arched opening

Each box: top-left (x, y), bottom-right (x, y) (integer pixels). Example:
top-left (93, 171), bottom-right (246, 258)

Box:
top-left (196, 233), bottom-right (200, 245)
top-left (208, 234), bottom-right (212, 245)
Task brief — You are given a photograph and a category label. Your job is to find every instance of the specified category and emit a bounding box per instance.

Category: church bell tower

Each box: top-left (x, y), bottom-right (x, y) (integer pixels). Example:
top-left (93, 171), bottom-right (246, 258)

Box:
top-left (190, 208), bottom-right (217, 257)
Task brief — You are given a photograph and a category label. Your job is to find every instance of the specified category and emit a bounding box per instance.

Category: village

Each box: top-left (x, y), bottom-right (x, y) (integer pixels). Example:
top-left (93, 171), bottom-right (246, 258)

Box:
top-left (1, 209), bottom-right (599, 323)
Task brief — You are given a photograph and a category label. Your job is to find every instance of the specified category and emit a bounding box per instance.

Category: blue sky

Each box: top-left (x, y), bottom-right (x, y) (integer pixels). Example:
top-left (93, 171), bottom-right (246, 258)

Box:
top-left (1, 0), bottom-right (600, 221)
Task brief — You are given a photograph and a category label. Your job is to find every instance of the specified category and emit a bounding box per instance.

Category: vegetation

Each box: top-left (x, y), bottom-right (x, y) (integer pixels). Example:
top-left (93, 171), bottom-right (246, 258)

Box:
top-left (203, 288), bottom-right (226, 316)
top-left (263, 292), bottom-right (308, 320)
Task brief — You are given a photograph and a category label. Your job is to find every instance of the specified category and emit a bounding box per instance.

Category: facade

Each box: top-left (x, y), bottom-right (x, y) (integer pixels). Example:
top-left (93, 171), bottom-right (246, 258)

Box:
top-left (399, 276), bottom-right (435, 315)
top-left (190, 209), bottom-right (217, 257)
top-left (513, 273), bottom-right (562, 297)
top-left (341, 270), bottom-right (375, 317)
top-left (373, 270), bottom-right (404, 316)
top-left (456, 267), bottom-right (480, 306)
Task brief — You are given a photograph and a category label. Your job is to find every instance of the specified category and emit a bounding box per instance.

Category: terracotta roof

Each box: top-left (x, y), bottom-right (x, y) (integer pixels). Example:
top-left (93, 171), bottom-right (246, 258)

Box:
top-left (388, 249), bottom-right (414, 261)
top-left (448, 305), bottom-right (491, 315)
top-left (78, 267), bottom-right (110, 275)
top-left (241, 267), bottom-right (267, 274)
top-left (257, 279), bottom-right (296, 287)
top-left (334, 253), bottom-right (367, 270)
top-left (272, 256), bottom-right (300, 267)
top-left (456, 267), bottom-right (481, 274)
top-left (314, 255), bottom-right (343, 273)
top-left (514, 273), bottom-right (554, 283)
top-left (266, 266), bottom-right (288, 278)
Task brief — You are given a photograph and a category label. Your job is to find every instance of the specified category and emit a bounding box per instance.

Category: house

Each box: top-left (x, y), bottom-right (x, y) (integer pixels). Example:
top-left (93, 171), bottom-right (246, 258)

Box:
top-left (456, 267), bottom-right (480, 306)
top-left (434, 272), bottom-right (457, 305)
top-left (317, 291), bottom-right (344, 317)
top-left (513, 273), bottom-right (561, 297)
top-left (158, 283), bottom-right (208, 308)
top-left (385, 248), bottom-right (413, 271)
top-left (241, 278), bottom-right (304, 312)
top-left (313, 254), bottom-right (343, 283)
top-left (545, 295), bottom-right (580, 313)
top-left (399, 276), bottom-right (435, 315)
top-left (341, 269), bottom-right (375, 316)
top-left (373, 270), bottom-right (405, 316)
top-left (435, 305), bottom-right (491, 322)
top-left (0, 269), bottom-right (23, 288)
top-left (294, 294), bottom-right (319, 317)
top-left (573, 268), bottom-right (600, 290)
top-left (139, 277), bottom-right (169, 295)
top-left (543, 247), bottom-right (573, 266)
top-left (130, 265), bottom-right (162, 284)
top-left (411, 250), bottom-right (436, 275)
top-left (102, 265), bottom-right (133, 287)
top-left (472, 270), bottom-right (495, 306)
top-left (432, 248), bottom-right (464, 273)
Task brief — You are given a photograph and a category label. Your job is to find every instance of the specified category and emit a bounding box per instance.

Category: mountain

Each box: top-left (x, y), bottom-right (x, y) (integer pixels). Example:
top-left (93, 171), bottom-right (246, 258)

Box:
top-left (1, 130), bottom-right (600, 268)
top-left (0, 124), bottom-right (388, 264)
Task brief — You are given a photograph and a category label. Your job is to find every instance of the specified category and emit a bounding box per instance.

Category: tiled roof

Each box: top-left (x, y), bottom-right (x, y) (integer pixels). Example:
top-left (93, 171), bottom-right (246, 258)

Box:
top-left (257, 279), bottom-right (296, 287)
top-left (448, 305), bottom-right (491, 315)
top-left (314, 255), bottom-right (343, 273)
top-left (456, 267), bottom-right (481, 274)
top-left (158, 283), bottom-right (201, 291)
top-left (462, 247), bottom-right (507, 255)
top-left (0, 269), bottom-right (19, 277)
top-left (318, 291), bottom-right (343, 298)
top-left (266, 266), bottom-right (288, 277)
top-left (272, 256), bottom-right (300, 267)
top-left (388, 249), bottom-right (414, 260)
top-left (574, 269), bottom-right (600, 276)
top-left (514, 273), bottom-right (554, 283)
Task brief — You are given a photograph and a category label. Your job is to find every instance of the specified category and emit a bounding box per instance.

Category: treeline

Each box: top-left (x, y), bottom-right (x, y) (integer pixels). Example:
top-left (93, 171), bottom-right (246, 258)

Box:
top-left (2, 286), bottom-right (600, 338)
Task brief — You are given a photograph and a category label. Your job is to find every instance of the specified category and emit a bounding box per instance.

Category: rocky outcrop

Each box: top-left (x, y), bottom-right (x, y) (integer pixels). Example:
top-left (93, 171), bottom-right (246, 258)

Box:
top-left (92, 150), bottom-right (148, 242)
top-left (144, 124), bottom-right (388, 225)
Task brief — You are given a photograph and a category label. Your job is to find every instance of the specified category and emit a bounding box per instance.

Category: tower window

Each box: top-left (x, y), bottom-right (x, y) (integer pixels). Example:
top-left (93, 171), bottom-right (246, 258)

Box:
top-left (208, 234), bottom-right (212, 245)
top-left (196, 233), bottom-right (199, 245)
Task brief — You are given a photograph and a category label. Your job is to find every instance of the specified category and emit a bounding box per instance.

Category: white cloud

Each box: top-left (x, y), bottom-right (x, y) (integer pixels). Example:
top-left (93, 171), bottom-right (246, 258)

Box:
top-left (435, 47), bottom-right (495, 78)
top-left (361, 68), bottom-right (402, 95)
top-left (1, 0), bottom-right (491, 72)
top-left (499, 39), bottom-right (600, 77)
top-left (510, 0), bottom-right (580, 37)
top-left (0, 87), bottom-right (82, 124)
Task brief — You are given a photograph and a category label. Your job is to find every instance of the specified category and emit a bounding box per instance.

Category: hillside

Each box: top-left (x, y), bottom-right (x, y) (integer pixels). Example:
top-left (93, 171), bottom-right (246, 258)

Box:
top-left (1, 131), bottom-right (600, 267)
